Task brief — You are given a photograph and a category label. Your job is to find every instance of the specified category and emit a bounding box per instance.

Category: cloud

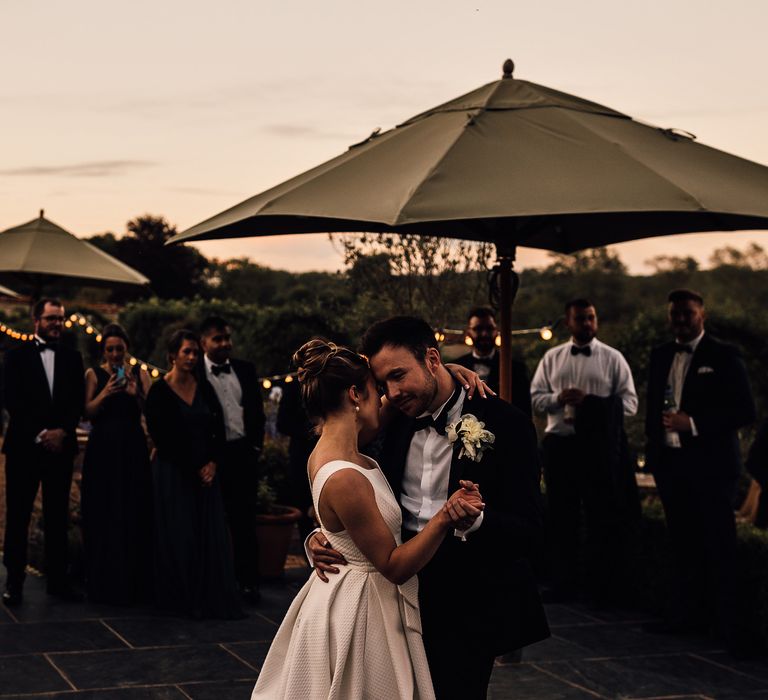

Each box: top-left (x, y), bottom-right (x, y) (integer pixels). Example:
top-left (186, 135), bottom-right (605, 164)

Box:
top-left (0, 160), bottom-right (157, 177)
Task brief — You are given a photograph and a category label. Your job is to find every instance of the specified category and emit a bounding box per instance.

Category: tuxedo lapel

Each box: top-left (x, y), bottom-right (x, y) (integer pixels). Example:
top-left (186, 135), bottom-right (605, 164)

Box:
top-left (381, 413), bottom-right (416, 493)
top-left (681, 334), bottom-right (711, 406)
top-left (447, 394), bottom-right (490, 491)
top-left (28, 344), bottom-right (53, 404)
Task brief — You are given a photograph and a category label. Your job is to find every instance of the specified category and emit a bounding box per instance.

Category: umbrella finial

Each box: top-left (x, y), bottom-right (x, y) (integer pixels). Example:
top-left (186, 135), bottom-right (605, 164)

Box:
top-left (39, 209), bottom-right (44, 219)
top-left (502, 58), bottom-right (515, 79)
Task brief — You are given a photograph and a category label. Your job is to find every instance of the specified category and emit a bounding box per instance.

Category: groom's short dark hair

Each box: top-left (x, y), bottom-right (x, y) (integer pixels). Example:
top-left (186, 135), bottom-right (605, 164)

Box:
top-left (361, 316), bottom-right (437, 362)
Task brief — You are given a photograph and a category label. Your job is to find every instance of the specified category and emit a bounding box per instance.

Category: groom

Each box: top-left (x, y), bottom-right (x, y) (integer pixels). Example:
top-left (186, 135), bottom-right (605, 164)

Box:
top-left (311, 316), bottom-right (549, 699)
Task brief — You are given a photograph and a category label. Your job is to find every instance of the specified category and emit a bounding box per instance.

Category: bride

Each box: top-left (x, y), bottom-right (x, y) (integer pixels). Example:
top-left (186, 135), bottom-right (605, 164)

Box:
top-left (252, 340), bottom-right (484, 699)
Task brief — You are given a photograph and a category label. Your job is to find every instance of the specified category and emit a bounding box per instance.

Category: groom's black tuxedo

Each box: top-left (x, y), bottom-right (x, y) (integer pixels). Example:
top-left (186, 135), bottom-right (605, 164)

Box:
top-left (380, 391), bottom-right (549, 696)
top-left (2, 341), bottom-right (85, 590)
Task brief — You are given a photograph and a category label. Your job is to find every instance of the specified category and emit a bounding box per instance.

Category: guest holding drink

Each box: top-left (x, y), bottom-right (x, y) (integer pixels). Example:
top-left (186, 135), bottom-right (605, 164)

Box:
top-left (81, 323), bottom-right (153, 605)
top-left (531, 299), bottom-right (638, 604)
top-left (145, 330), bottom-right (242, 619)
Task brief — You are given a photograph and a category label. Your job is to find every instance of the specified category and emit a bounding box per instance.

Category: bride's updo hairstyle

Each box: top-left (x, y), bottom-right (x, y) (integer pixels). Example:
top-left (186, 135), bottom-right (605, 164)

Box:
top-left (293, 339), bottom-right (370, 421)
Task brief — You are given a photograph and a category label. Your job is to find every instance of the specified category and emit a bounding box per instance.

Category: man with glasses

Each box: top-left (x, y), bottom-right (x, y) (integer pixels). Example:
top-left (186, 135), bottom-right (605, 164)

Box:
top-left (2, 299), bottom-right (85, 606)
top-left (453, 306), bottom-right (532, 417)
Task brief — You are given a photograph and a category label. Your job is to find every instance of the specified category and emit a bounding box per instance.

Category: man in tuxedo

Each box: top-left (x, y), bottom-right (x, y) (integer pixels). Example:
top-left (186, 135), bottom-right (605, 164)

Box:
top-left (453, 306), bottom-right (532, 417)
top-left (312, 316), bottom-right (548, 699)
top-left (198, 316), bottom-right (265, 603)
top-left (645, 289), bottom-right (756, 653)
top-left (531, 298), bottom-right (639, 603)
top-left (2, 299), bottom-right (85, 606)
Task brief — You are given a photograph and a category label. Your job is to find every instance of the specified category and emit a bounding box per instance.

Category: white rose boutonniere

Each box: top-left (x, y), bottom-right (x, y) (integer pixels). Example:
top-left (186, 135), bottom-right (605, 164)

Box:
top-left (446, 414), bottom-right (495, 462)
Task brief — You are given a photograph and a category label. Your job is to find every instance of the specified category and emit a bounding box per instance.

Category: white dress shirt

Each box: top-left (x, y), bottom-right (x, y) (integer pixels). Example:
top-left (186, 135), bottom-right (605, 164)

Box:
top-left (402, 388), bottom-right (483, 539)
top-left (35, 334), bottom-right (55, 397)
top-left (204, 355), bottom-right (246, 441)
top-left (530, 338), bottom-right (638, 436)
top-left (666, 330), bottom-right (705, 439)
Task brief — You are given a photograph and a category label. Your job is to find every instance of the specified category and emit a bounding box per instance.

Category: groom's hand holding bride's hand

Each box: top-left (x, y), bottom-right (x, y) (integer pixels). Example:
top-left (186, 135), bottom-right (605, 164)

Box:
top-left (309, 533), bottom-right (348, 582)
top-left (444, 479), bottom-right (484, 530)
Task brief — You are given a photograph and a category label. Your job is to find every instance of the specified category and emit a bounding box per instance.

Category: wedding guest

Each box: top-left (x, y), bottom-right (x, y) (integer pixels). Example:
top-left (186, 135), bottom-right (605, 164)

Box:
top-left (145, 329), bottom-right (242, 619)
top-left (311, 317), bottom-right (549, 699)
top-left (276, 377), bottom-right (317, 543)
top-left (254, 339), bottom-right (484, 699)
top-left (2, 299), bottom-right (85, 606)
top-left (81, 323), bottom-right (153, 605)
top-left (452, 306), bottom-right (532, 416)
top-left (644, 289), bottom-right (756, 655)
top-left (530, 298), bottom-right (638, 604)
top-left (198, 316), bottom-right (265, 604)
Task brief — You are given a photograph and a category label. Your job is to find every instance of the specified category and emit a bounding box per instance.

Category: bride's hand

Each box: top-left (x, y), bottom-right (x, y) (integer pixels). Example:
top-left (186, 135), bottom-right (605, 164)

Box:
top-left (444, 480), bottom-right (484, 529)
top-left (444, 363), bottom-right (495, 400)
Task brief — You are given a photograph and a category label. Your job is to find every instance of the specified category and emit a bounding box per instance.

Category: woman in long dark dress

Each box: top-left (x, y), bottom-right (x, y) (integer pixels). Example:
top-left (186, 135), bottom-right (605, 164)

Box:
top-left (144, 329), bottom-right (242, 619)
top-left (81, 324), bottom-right (153, 605)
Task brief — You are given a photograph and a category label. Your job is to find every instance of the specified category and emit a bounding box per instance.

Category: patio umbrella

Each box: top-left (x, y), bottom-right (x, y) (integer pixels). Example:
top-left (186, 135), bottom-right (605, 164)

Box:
top-left (169, 60), bottom-right (768, 400)
top-left (0, 283), bottom-right (20, 298)
top-left (0, 211), bottom-right (150, 295)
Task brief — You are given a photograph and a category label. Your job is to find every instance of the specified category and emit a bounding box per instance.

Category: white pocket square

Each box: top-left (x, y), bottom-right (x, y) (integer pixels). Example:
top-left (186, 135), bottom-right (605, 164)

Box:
top-left (697, 366), bottom-right (715, 374)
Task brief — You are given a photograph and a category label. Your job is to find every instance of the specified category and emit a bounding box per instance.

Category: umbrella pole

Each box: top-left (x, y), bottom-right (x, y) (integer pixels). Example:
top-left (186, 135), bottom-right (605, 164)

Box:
top-left (494, 243), bottom-right (518, 403)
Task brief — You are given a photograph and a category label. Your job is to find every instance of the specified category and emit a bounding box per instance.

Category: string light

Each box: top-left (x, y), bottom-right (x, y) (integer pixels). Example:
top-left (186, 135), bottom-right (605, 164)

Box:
top-left (262, 379), bottom-right (273, 389)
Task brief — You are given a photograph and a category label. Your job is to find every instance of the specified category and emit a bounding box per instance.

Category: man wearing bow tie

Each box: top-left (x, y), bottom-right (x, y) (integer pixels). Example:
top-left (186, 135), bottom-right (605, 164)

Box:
top-left (645, 290), bottom-right (756, 654)
top-left (452, 306), bottom-right (532, 417)
top-left (2, 299), bottom-right (85, 606)
top-left (199, 316), bottom-right (265, 603)
top-left (531, 298), bottom-right (638, 603)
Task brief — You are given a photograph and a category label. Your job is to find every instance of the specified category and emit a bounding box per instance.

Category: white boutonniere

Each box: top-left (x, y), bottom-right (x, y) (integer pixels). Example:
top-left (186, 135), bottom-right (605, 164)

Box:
top-left (446, 414), bottom-right (495, 462)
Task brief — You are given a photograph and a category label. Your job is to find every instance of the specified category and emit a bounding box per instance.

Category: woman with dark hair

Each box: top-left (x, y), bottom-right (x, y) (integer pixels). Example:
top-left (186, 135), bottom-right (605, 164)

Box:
top-left (82, 323), bottom-right (153, 605)
top-left (252, 339), bottom-right (484, 700)
top-left (144, 329), bottom-right (242, 619)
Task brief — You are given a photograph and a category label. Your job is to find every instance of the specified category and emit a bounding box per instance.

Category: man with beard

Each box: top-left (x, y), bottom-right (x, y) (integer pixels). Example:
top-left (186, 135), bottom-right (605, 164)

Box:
top-left (644, 290), bottom-right (756, 655)
top-left (310, 316), bottom-right (548, 699)
top-left (452, 306), bottom-right (532, 417)
top-left (531, 298), bottom-right (638, 604)
top-left (199, 316), bottom-right (265, 603)
top-left (2, 299), bottom-right (85, 605)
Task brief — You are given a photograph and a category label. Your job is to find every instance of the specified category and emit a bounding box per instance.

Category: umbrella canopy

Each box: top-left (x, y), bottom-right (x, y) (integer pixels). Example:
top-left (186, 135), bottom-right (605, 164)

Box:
top-left (168, 59), bottom-right (768, 400)
top-left (0, 212), bottom-right (149, 290)
top-left (170, 60), bottom-right (768, 251)
top-left (0, 283), bottom-right (20, 298)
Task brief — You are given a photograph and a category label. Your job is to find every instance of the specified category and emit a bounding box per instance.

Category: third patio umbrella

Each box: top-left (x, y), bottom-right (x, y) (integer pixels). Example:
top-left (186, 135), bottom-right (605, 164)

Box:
top-left (169, 60), bottom-right (768, 401)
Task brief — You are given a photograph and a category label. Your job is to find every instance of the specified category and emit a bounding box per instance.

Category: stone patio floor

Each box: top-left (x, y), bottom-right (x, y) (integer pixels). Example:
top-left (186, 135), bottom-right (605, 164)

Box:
top-left (2, 565), bottom-right (768, 700)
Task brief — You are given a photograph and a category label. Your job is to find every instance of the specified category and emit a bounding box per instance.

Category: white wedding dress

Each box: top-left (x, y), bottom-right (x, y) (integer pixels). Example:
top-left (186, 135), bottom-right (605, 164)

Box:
top-left (252, 460), bottom-right (435, 699)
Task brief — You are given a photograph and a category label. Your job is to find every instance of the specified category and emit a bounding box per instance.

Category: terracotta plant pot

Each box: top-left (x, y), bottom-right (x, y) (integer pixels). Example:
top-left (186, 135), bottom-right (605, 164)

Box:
top-left (254, 504), bottom-right (302, 579)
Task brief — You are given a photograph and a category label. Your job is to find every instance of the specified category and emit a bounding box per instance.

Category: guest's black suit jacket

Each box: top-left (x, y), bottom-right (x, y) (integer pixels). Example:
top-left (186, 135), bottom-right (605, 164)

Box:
top-left (199, 358), bottom-right (265, 452)
top-left (2, 342), bottom-right (85, 458)
top-left (645, 333), bottom-right (755, 478)
top-left (380, 392), bottom-right (550, 656)
top-left (453, 351), bottom-right (532, 417)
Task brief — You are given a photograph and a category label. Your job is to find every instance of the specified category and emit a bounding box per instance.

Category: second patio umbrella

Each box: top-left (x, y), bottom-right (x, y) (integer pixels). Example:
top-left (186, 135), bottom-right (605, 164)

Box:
top-left (0, 211), bottom-right (150, 295)
top-left (169, 60), bottom-right (768, 400)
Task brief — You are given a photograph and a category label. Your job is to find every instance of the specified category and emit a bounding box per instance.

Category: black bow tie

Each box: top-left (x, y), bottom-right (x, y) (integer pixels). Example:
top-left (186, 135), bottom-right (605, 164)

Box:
top-left (571, 345), bottom-right (591, 357)
top-left (472, 357), bottom-right (494, 368)
top-left (35, 340), bottom-right (56, 353)
top-left (674, 344), bottom-right (693, 354)
top-left (211, 363), bottom-right (231, 376)
top-left (412, 385), bottom-right (462, 435)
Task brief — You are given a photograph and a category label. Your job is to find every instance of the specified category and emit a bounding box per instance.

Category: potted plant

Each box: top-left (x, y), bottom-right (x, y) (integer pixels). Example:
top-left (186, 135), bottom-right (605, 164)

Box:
top-left (254, 439), bottom-right (302, 579)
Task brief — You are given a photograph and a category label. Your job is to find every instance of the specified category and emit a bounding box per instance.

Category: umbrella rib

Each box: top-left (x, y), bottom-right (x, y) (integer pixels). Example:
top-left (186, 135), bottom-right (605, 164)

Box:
top-left (555, 109), bottom-right (709, 211)
top-left (391, 119), bottom-right (473, 227)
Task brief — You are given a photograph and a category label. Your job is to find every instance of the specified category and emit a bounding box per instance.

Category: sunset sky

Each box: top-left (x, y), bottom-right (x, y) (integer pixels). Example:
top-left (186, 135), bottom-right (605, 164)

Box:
top-left (2, 0), bottom-right (767, 274)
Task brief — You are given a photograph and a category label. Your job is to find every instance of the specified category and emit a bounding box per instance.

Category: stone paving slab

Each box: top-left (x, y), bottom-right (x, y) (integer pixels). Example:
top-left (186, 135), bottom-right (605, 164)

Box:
top-left (2, 565), bottom-right (768, 699)
top-left (48, 645), bottom-right (255, 690)
top-left (104, 615), bottom-right (278, 648)
top-left (0, 620), bottom-right (126, 656)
